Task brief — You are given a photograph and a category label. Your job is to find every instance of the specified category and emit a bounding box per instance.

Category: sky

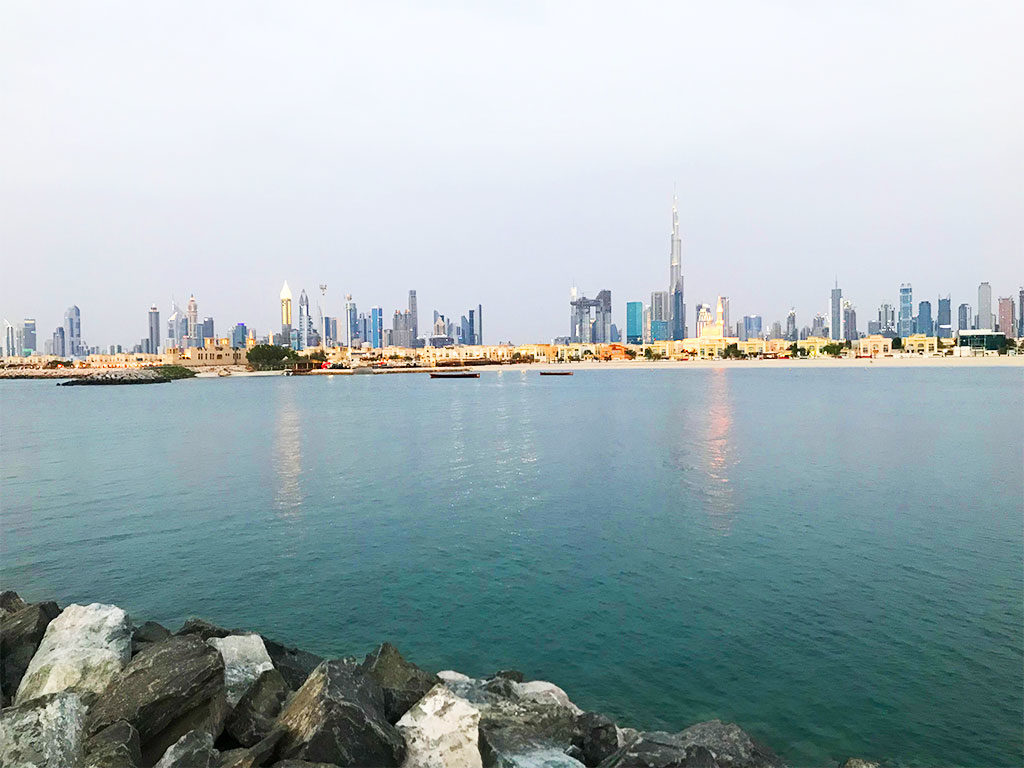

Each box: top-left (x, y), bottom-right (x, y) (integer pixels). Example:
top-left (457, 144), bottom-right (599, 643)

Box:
top-left (1, 1), bottom-right (1021, 346)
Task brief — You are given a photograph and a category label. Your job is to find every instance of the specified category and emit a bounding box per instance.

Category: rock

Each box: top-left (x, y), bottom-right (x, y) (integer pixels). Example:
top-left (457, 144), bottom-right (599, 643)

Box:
top-left (0, 590), bottom-right (28, 617)
top-left (491, 670), bottom-right (526, 683)
top-left (83, 720), bottom-right (142, 768)
top-left (572, 713), bottom-right (621, 767)
top-left (362, 642), bottom-right (441, 722)
top-left (1, 601), bottom-right (60, 703)
top-left (838, 761), bottom-right (880, 768)
top-left (177, 618), bottom-right (234, 640)
top-left (154, 730), bottom-right (219, 768)
top-left (225, 668), bottom-right (290, 747)
top-left (0, 691), bottom-right (87, 768)
top-left (261, 636), bottom-right (323, 691)
top-left (270, 762), bottom-right (344, 768)
top-left (132, 621), bottom-right (172, 654)
top-left (596, 721), bottom-right (783, 768)
top-left (396, 683), bottom-right (482, 768)
top-left (208, 634), bottom-right (275, 707)
top-left (275, 659), bottom-right (405, 766)
top-left (218, 729), bottom-right (283, 768)
top-left (15, 603), bottom-right (131, 705)
top-left (86, 634), bottom-right (229, 766)
top-left (440, 673), bottom-right (582, 767)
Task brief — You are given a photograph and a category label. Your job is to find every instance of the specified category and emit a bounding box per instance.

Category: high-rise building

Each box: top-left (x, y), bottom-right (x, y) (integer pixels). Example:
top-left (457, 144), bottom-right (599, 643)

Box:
top-left (280, 282), bottom-right (293, 342)
top-left (743, 315), bottom-right (762, 340)
top-left (4, 320), bottom-right (16, 357)
top-left (474, 304), bottom-right (483, 346)
top-left (936, 296), bottom-right (951, 338)
top-left (297, 290), bottom-right (311, 350)
top-left (650, 291), bottom-right (670, 322)
top-left (344, 295), bottom-right (356, 347)
top-left (626, 302), bottom-right (643, 344)
top-left (63, 305), bottom-right (82, 357)
top-left (957, 303), bottom-right (972, 331)
top-left (21, 319), bottom-right (36, 354)
top-left (52, 326), bottom-right (65, 357)
top-left (810, 313), bottom-right (827, 338)
top-left (735, 320), bottom-right (746, 341)
top-left (148, 305), bottom-right (160, 353)
top-left (769, 321), bottom-right (783, 340)
top-left (997, 297), bottom-right (1016, 338)
top-left (831, 282), bottom-right (843, 341)
top-left (720, 297), bottom-right (730, 334)
top-left (408, 290), bottom-right (418, 343)
top-left (785, 309), bottom-right (797, 341)
top-left (842, 300), bottom-right (857, 341)
top-left (231, 323), bottom-right (247, 348)
top-left (186, 295), bottom-right (198, 342)
top-left (915, 301), bottom-right (933, 336)
top-left (898, 283), bottom-right (913, 337)
top-left (370, 306), bottom-right (383, 348)
top-left (570, 289), bottom-right (612, 343)
top-left (875, 304), bottom-right (896, 337)
top-left (1019, 288), bottom-right (1024, 337)
top-left (199, 317), bottom-right (214, 345)
top-left (668, 195), bottom-right (686, 340)
top-left (977, 282), bottom-right (993, 330)
top-left (695, 304), bottom-right (713, 337)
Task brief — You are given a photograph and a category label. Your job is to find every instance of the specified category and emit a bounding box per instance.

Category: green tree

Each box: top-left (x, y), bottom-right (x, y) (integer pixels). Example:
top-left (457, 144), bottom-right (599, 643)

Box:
top-left (822, 342), bottom-right (845, 357)
top-left (247, 344), bottom-right (299, 370)
top-left (891, 336), bottom-right (903, 350)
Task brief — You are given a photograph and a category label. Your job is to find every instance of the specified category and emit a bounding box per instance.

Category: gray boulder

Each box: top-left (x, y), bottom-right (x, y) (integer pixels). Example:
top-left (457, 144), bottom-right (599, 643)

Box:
top-left (596, 721), bottom-right (783, 768)
top-left (0, 691), bottom-right (87, 768)
top-left (261, 636), bottom-right (323, 691)
top-left (86, 634), bottom-right (229, 766)
top-left (15, 603), bottom-right (131, 704)
top-left (208, 634), bottom-right (275, 707)
top-left (132, 621), bottom-right (171, 655)
top-left (0, 590), bottom-right (28, 617)
top-left (572, 713), bottom-right (622, 767)
top-left (270, 762), bottom-right (346, 768)
top-left (275, 659), bottom-right (405, 766)
top-left (83, 720), bottom-right (142, 768)
top-left (154, 730), bottom-right (219, 768)
top-left (838, 761), bottom-right (879, 768)
top-left (361, 642), bottom-right (441, 722)
top-left (176, 617), bottom-right (234, 640)
top-left (439, 671), bottom-right (582, 767)
top-left (225, 667), bottom-right (290, 747)
top-left (1, 601), bottom-right (60, 703)
top-left (218, 729), bottom-right (283, 768)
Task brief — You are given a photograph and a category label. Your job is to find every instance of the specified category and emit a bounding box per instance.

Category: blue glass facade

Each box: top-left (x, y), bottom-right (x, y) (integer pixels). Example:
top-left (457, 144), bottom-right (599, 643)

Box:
top-left (626, 302), bottom-right (643, 344)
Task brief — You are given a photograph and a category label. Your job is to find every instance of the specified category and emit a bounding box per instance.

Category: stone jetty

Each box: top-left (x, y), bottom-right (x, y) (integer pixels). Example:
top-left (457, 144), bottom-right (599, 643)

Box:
top-left (57, 369), bottom-right (171, 386)
top-left (0, 590), bottom-right (881, 768)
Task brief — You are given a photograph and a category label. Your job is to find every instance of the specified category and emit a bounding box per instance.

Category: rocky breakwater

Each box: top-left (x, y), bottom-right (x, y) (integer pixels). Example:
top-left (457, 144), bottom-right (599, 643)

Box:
top-left (0, 591), bottom-right (882, 768)
top-left (58, 369), bottom-right (171, 386)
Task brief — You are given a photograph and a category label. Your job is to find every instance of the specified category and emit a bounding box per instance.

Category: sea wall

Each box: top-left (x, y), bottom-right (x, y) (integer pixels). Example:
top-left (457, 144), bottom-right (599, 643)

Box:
top-left (0, 591), bottom-right (880, 768)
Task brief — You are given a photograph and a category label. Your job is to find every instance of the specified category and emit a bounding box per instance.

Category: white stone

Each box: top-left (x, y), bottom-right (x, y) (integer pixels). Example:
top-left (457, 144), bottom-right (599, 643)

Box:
top-left (513, 681), bottom-right (582, 715)
top-left (153, 729), bottom-right (217, 768)
top-left (207, 633), bottom-right (274, 707)
top-left (397, 684), bottom-right (482, 768)
top-left (437, 670), bottom-right (472, 683)
top-left (15, 603), bottom-right (131, 704)
top-left (0, 691), bottom-right (87, 768)
top-left (494, 748), bottom-right (586, 768)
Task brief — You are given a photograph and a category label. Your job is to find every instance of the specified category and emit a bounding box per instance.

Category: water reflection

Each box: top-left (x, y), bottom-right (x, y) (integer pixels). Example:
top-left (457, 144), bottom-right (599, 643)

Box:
top-left (274, 387), bottom-right (303, 516)
top-left (703, 368), bottom-right (735, 532)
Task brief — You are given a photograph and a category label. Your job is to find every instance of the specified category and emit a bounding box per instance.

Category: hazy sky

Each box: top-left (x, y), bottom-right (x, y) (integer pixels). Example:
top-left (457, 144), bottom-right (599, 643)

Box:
top-left (2, 1), bottom-right (1021, 346)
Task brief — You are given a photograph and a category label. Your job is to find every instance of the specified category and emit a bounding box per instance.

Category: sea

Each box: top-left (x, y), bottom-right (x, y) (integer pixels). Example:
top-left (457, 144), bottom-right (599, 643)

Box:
top-left (2, 367), bottom-right (1021, 767)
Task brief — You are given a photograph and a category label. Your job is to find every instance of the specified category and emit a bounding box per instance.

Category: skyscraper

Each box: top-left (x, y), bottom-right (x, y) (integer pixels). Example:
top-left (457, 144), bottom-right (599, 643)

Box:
top-left (52, 326), bottom-right (65, 357)
top-left (370, 307), bottom-right (383, 348)
top-left (936, 296), bottom-right (951, 338)
top-left (21, 319), bottom-right (36, 354)
top-left (669, 194), bottom-right (686, 340)
top-left (842, 301), bottom-right (857, 341)
top-left (626, 302), bottom-right (643, 344)
top-left (695, 304), bottom-right (713, 338)
top-left (408, 290), bottom-right (418, 343)
top-left (878, 304), bottom-right (897, 337)
top-left (743, 315), bottom-right (762, 340)
top-left (1019, 288), bottom-right (1024, 337)
top-left (650, 291), bottom-right (670, 322)
top-left (720, 297), bottom-right (730, 335)
top-left (280, 282), bottom-right (293, 342)
top-left (297, 290), bottom-right (311, 350)
top-left (570, 289), bottom-right (612, 343)
top-left (977, 282), bottom-right (993, 330)
top-left (201, 317), bottom-right (214, 343)
top-left (186, 295), bottom-right (198, 342)
top-left (148, 305), bottom-right (160, 353)
top-left (63, 305), bottom-right (81, 357)
top-left (915, 301), bottom-right (932, 336)
top-left (231, 323), bottom-right (247, 348)
top-left (473, 304), bottom-right (483, 345)
top-left (785, 309), bottom-right (797, 341)
top-left (344, 294), bottom-right (356, 347)
top-left (997, 297), bottom-right (1016, 338)
top-left (957, 303), bottom-right (972, 331)
top-left (831, 282), bottom-right (842, 341)
top-left (898, 283), bottom-right (913, 337)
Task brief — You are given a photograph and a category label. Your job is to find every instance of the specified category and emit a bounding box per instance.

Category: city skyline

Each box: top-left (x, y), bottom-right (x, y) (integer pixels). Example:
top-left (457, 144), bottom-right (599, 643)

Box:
top-left (2, 3), bottom-right (1021, 345)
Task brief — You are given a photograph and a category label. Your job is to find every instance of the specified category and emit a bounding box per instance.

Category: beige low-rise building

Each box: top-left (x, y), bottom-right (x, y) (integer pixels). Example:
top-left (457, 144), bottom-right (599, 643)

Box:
top-left (901, 334), bottom-right (939, 355)
top-left (855, 335), bottom-right (893, 357)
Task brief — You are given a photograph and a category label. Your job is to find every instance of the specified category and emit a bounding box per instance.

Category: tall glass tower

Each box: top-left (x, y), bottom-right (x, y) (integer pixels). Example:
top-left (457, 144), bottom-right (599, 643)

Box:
top-left (669, 194), bottom-right (686, 340)
top-left (831, 283), bottom-right (842, 340)
top-left (898, 283), bottom-right (913, 337)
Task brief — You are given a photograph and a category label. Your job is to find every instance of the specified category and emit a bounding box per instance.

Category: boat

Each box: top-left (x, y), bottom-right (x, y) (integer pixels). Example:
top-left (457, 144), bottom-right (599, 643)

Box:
top-left (430, 372), bottom-right (480, 379)
top-left (539, 371), bottom-right (573, 376)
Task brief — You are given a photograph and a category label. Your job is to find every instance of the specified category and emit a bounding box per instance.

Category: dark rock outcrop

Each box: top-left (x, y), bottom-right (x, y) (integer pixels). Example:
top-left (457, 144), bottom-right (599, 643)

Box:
top-left (132, 621), bottom-right (172, 655)
top-left (0, 600), bottom-right (60, 703)
top-left (270, 761), bottom-right (346, 768)
top-left (0, 590), bottom-right (28, 617)
top-left (86, 634), bottom-right (229, 766)
top-left (176, 618), bottom-right (234, 640)
top-left (597, 721), bottom-right (783, 768)
top-left (261, 636), bottom-right (324, 691)
top-left (84, 719), bottom-right (143, 768)
top-left (361, 642), bottom-right (441, 722)
top-left (573, 712), bottom-right (621, 767)
top-left (154, 729), bottom-right (219, 768)
top-left (218, 729), bottom-right (284, 768)
top-left (491, 669), bottom-right (526, 683)
top-left (275, 659), bottom-right (405, 767)
top-left (838, 760), bottom-right (879, 768)
top-left (225, 667), bottom-right (291, 747)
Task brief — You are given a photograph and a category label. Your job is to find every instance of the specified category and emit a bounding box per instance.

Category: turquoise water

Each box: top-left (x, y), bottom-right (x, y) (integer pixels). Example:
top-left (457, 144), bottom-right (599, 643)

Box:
top-left (2, 368), bottom-right (1021, 767)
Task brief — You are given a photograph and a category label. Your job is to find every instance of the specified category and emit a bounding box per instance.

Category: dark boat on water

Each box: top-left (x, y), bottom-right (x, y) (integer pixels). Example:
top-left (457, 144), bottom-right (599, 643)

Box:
top-left (429, 372), bottom-right (480, 379)
top-left (539, 371), bottom-right (573, 376)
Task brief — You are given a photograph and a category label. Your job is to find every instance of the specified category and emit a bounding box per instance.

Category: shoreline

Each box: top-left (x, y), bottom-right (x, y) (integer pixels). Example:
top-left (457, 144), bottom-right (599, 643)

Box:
top-left (0, 589), bottom-right (879, 768)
